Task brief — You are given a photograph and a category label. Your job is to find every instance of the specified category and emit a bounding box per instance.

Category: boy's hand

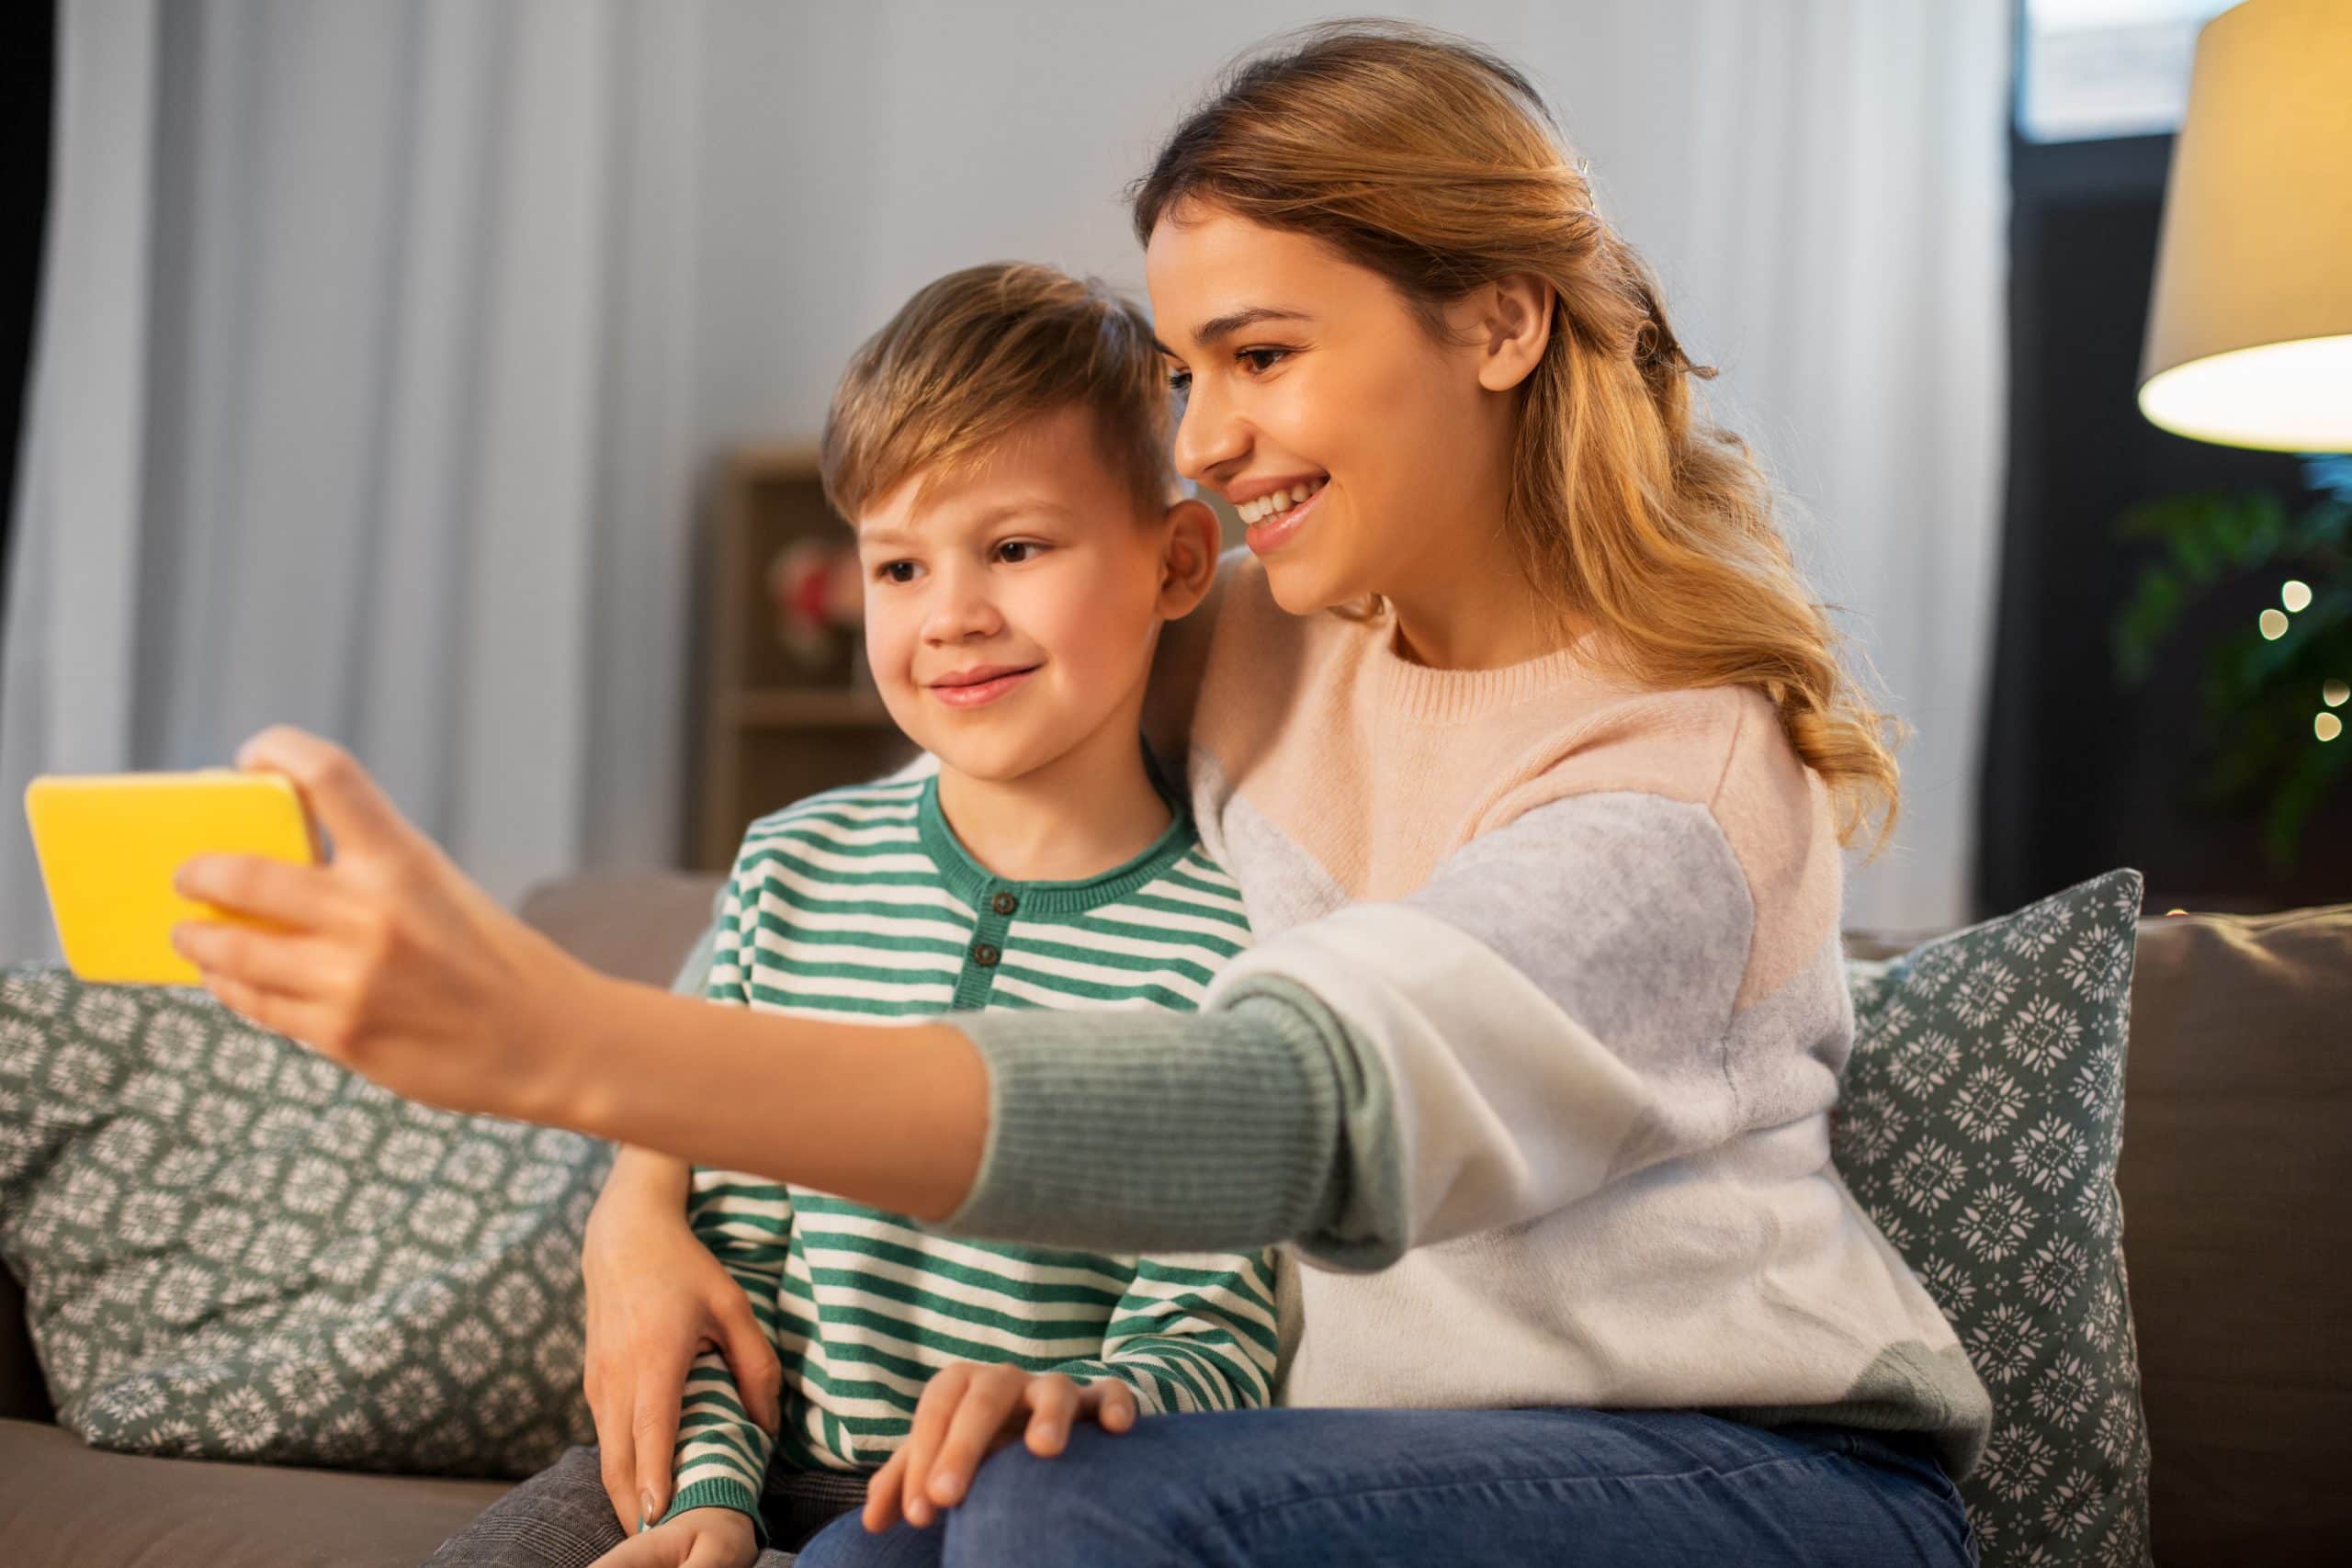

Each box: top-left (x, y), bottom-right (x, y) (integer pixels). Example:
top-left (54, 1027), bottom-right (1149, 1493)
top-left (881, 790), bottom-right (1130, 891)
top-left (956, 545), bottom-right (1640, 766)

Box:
top-left (587, 1506), bottom-right (756, 1568)
top-left (164, 725), bottom-right (593, 1122)
top-left (863, 1363), bottom-right (1138, 1532)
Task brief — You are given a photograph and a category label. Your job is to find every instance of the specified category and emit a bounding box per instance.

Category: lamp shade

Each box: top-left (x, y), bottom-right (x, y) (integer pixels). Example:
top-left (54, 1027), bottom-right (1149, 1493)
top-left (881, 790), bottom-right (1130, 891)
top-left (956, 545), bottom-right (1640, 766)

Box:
top-left (2138, 0), bottom-right (2352, 452)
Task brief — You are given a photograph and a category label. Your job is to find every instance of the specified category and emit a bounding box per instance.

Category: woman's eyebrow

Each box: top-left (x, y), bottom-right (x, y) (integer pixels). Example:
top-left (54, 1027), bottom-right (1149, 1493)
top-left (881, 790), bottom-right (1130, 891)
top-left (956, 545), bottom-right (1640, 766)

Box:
top-left (1157, 306), bottom-right (1315, 356)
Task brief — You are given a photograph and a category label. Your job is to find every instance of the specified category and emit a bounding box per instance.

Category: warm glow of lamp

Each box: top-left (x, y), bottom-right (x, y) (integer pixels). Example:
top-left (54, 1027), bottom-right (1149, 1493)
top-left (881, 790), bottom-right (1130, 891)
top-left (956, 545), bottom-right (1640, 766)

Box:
top-left (2138, 0), bottom-right (2352, 452)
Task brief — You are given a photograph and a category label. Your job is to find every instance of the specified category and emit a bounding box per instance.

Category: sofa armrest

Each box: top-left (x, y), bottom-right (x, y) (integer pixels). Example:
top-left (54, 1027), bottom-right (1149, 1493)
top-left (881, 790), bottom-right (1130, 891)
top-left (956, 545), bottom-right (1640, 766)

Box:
top-left (514, 869), bottom-right (728, 989)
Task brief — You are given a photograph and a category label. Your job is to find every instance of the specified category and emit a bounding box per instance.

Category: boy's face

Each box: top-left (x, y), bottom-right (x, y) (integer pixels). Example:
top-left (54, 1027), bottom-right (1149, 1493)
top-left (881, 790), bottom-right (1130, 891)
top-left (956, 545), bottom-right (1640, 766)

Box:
top-left (854, 405), bottom-right (1203, 786)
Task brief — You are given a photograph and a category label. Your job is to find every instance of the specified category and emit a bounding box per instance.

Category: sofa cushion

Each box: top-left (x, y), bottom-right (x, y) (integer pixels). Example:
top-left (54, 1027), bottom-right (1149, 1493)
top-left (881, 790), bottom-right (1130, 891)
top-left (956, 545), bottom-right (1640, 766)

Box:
top-left (2115, 902), bottom-right (2352, 1563)
top-left (1839, 868), bottom-right (2152, 1568)
top-left (0, 964), bottom-right (608, 1478)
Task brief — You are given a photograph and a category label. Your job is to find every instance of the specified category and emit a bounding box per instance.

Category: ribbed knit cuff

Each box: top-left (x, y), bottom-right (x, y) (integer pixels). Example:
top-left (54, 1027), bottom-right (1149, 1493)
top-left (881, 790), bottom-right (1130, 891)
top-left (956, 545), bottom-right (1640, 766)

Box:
top-left (935, 989), bottom-right (1344, 1253)
top-left (657, 1477), bottom-right (766, 1552)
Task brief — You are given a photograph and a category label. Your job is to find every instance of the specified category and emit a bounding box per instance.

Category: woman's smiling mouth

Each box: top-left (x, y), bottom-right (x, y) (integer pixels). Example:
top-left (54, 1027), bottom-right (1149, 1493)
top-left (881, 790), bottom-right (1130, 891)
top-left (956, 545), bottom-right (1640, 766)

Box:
top-left (927, 664), bottom-right (1040, 708)
top-left (1234, 476), bottom-right (1328, 556)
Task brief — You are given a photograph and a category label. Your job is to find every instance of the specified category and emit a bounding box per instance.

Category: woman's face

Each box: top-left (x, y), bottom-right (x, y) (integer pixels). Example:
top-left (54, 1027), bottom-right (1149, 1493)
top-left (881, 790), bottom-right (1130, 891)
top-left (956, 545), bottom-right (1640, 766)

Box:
top-left (1145, 201), bottom-right (1517, 618)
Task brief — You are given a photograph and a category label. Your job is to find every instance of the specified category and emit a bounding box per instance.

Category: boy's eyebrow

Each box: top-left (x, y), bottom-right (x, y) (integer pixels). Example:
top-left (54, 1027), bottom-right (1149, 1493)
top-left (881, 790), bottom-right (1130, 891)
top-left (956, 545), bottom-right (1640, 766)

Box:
top-left (1155, 306), bottom-right (1315, 357)
top-left (965, 499), bottom-right (1073, 528)
top-left (856, 499), bottom-right (1073, 547)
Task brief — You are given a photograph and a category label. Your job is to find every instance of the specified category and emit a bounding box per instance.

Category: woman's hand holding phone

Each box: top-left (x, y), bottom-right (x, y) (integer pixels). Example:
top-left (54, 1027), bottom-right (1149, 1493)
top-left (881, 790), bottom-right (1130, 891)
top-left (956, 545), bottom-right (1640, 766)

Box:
top-left (168, 724), bottom-right (595, 1122)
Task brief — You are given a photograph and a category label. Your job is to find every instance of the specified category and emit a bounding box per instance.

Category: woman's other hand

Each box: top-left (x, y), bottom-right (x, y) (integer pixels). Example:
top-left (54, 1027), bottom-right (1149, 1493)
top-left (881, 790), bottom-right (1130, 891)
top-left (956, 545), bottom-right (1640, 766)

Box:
top-left (587, 1506), bottom-right (756, 1568)
top-left (582, 1177), bottom-right (784, 1535)
top-left (862, 1364), bottom-right (1138, 1533)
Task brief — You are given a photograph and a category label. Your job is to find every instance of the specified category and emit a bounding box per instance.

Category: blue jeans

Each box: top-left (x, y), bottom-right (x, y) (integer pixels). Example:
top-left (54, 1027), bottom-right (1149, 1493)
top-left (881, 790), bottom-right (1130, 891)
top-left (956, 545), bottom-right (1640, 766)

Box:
top-left (791, 1405), bottom-right (1976, 1566)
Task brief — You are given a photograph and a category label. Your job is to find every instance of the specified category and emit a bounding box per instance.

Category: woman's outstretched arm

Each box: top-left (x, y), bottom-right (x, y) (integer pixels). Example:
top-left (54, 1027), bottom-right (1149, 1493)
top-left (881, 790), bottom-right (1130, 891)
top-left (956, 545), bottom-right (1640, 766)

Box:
top-left (530, 966), bottom-right (1366, 1244)
top-left (165, 723), bottom-right (1379, 1253)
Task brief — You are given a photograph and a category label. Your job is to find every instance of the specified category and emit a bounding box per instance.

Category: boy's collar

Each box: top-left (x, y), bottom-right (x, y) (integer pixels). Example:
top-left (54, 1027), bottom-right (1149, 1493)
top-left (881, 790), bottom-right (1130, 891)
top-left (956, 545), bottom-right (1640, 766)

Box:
top-left (914, 749), bottom-right (1193, 916)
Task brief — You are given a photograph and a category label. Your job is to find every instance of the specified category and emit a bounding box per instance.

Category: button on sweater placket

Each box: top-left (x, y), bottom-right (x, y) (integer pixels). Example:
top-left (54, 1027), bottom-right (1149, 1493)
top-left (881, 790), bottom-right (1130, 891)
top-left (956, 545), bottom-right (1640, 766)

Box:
top-left (953, 885), bottom-right (1018, 1009)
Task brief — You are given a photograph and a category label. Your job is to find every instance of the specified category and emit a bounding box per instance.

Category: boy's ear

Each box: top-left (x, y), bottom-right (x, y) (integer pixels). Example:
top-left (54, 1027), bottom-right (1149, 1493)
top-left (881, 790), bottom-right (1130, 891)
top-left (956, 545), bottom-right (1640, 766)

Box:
top-left (1156, 498), bottom-right (1222, 619)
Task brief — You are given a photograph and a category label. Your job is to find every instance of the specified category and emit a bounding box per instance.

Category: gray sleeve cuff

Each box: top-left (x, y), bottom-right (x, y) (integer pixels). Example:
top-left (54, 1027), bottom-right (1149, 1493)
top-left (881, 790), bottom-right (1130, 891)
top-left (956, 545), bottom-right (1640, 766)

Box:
top-left (933, 978), bottom-right (1408, 1267)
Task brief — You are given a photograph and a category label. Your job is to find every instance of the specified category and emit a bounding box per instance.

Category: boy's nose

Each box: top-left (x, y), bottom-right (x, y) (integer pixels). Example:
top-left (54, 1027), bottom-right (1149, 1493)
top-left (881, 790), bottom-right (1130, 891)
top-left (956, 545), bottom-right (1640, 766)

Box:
top-left (921, 579), bottom-right (1004, 644)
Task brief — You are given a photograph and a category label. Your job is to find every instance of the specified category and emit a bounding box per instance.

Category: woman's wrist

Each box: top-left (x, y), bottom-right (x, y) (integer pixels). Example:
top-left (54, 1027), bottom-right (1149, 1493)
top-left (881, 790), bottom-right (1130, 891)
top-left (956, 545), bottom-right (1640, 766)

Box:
top-left (517, 959), bottom-right (658, 1140)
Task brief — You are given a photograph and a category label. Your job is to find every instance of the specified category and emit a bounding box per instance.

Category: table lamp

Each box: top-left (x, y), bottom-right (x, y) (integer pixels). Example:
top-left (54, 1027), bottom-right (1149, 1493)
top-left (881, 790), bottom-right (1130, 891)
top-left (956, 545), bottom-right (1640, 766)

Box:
top-left (2138, 0), bottom-right (2352, 452)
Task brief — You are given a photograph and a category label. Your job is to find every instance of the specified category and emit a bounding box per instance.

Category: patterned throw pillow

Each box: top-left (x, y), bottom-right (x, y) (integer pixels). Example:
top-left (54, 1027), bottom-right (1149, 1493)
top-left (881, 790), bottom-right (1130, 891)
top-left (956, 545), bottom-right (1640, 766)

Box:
top-left (1838, 868), bottom-right (2154, 1568)
top-left (0, 964), bottom-right (608, 1477)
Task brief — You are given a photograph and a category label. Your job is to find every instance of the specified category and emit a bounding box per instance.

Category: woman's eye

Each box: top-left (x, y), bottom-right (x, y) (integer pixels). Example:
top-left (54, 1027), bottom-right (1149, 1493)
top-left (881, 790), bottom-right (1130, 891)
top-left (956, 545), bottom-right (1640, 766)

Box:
top-left (1238, 346), bottom-right (1290, 374)
top-left (1166, 367), bottom-right (1193, 396)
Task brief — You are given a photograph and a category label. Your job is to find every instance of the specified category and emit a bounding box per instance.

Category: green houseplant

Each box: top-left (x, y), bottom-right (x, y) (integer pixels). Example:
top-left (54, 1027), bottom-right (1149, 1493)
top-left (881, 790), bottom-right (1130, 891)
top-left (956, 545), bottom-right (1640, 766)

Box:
top-left (2110, 457), bottom-right (2352, 867)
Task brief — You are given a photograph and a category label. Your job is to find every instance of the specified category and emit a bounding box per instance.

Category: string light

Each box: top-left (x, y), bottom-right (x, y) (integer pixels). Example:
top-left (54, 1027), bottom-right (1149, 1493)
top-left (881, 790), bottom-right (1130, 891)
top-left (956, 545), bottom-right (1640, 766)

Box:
top-left (2281, 579), bottom-right (2313, 613)
top-left (2326, 679), bottom-right (2350, 709)
top-left (2259, 608), bottom-right (2289, 639)
top-left (2319, 712), bottom-right (2345, 742)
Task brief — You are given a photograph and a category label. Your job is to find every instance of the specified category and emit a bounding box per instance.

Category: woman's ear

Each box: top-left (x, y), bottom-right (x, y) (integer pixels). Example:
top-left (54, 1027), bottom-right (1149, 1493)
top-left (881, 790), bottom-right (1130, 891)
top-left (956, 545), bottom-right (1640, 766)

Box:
top-left (1156, 498), bottom-right (1223, 619)
top-left (1469, 274), bottom-right (1555, 393)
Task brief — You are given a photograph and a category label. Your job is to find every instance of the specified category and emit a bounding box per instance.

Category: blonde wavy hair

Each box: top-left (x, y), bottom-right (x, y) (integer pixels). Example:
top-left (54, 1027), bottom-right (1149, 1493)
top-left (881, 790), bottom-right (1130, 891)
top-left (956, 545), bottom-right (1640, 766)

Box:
top-left (1131, 19), bottom-right (1906, 854)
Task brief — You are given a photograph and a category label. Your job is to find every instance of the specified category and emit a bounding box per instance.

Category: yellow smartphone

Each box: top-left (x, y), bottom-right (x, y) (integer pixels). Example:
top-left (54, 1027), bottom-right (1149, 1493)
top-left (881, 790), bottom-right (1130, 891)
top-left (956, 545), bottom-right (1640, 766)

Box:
top-left (22, 768), bottom-right (320, 986)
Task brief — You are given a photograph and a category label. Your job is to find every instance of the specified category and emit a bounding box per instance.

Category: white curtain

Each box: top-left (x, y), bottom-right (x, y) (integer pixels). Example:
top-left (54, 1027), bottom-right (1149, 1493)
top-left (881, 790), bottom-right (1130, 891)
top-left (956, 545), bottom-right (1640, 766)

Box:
top-left (2, 0), bottom-right (707, 963)
top-left (3, 0), bottom-right (2005, 965)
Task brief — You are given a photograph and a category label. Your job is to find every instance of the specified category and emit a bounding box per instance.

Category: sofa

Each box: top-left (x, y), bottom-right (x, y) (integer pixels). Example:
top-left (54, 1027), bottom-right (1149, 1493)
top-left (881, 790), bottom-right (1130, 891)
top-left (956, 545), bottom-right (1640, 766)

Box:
top-left (2, 868), bottom-right (2345, 1566)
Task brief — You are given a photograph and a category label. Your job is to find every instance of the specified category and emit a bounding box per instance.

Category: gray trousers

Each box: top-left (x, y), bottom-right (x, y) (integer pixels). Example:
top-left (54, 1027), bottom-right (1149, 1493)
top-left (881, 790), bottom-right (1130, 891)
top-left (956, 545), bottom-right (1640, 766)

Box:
top-left (424, 1443), bottom-right (869, 1567)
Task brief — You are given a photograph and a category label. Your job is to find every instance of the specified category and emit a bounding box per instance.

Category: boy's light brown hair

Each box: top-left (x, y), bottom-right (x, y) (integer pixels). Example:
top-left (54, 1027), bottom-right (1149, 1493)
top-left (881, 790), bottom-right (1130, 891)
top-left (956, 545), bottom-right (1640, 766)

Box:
top-left (820, 262), bottom-right (1179, 525)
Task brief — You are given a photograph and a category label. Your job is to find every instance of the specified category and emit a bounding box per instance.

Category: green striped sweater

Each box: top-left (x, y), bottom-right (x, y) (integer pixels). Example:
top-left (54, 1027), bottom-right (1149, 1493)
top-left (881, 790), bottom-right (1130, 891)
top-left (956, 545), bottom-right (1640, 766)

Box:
top-left (658, 771), bottom-right (1276, 1544)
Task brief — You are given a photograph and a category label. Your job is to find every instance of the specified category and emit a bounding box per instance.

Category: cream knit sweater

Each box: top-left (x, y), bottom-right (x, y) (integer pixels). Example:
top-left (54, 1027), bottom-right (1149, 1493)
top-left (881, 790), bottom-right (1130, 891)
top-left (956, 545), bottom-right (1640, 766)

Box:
top-left (942, 551), bottom-right (1993, 1478)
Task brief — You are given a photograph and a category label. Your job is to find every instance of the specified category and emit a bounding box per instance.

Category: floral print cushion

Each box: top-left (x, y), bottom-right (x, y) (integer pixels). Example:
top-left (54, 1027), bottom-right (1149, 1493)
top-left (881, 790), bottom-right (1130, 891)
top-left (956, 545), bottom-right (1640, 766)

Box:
top-left (0, 964), bottom-right (605, 1476)
top-left (1838, 868), bottom-right (2153, 1568)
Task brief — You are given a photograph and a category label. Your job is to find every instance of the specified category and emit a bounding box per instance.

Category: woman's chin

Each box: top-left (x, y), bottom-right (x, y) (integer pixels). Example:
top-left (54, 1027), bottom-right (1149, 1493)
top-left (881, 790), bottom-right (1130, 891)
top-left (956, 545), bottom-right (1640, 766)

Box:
top-left (1260, 556), bottom-right (1353, 617)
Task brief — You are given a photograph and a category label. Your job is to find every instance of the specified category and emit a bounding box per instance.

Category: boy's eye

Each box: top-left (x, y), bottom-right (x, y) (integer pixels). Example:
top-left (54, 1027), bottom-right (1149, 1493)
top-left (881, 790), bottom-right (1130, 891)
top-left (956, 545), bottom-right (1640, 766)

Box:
top-left (876, 560), bottom-right (920, 585)
top-left (995, 540), bottom-right (1046, 565)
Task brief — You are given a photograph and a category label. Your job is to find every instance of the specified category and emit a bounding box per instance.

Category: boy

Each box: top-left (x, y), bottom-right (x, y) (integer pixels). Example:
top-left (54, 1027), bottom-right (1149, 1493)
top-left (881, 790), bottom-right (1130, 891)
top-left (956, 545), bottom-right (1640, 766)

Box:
top-left (634, 264), bottom-right (1269, 1564)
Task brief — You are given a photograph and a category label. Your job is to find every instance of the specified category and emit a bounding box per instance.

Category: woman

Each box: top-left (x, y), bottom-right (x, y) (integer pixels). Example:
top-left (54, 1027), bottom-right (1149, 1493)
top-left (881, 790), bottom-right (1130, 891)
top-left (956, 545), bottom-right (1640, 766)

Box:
top-left (177, 22), bottom-right (1985, 1566)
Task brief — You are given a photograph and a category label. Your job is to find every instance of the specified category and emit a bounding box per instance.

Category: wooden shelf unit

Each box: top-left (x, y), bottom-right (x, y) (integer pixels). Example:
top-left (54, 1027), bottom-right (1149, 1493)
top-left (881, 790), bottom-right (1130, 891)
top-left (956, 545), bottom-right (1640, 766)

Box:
top-left (729, 688), bottom-right (897, 728)
top-left (688, 446), bottom-right (913, 874)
